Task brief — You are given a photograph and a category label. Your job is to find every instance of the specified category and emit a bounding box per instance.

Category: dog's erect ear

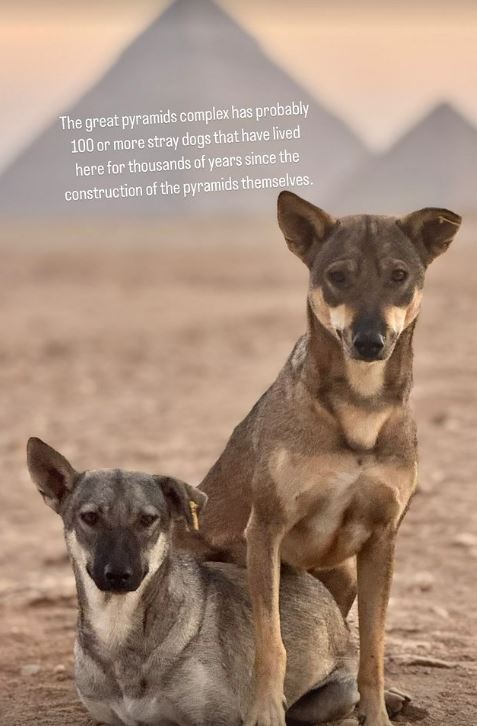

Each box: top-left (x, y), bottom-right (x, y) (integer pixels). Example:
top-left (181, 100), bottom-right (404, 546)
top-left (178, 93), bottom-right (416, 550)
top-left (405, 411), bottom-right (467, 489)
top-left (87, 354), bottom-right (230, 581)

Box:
top-left (399, 208), bottom-right (462, 265)
top-left (277, 191), bottom-right (336, 267)
top-left (27, 437), bottom-right (77, 513)
top-left (158, 476), bottom-right (208, 531)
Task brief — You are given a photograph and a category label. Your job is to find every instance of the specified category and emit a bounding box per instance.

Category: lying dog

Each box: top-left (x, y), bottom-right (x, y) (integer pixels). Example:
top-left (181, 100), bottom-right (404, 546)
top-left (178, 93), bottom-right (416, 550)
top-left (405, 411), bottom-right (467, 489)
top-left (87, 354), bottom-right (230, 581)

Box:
top-left (27, 436), bottom-right (358, 726)
top-left (183, 192), bottom-right (462, 726)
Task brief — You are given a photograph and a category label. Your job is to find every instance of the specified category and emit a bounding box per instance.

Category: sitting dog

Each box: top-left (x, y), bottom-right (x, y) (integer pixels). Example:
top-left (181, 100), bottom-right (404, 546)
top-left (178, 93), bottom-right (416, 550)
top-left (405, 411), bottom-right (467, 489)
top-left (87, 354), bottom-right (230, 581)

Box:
top-left (181, 192), bottom-right (461, 726)
top-left (27, 436), bottom-right (358, 726)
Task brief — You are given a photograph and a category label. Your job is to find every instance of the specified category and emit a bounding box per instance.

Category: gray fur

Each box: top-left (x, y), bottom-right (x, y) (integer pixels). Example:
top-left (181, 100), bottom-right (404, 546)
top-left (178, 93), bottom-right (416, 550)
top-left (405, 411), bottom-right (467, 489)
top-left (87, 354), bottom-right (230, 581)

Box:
top-left (27, 437), bottom-right (357, 726)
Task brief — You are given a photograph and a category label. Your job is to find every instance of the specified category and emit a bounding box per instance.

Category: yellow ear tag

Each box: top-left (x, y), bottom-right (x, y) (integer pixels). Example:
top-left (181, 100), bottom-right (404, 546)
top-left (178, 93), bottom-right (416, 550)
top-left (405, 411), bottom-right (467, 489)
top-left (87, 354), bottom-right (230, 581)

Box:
top-left (189, 500), bottom-right (200, 531)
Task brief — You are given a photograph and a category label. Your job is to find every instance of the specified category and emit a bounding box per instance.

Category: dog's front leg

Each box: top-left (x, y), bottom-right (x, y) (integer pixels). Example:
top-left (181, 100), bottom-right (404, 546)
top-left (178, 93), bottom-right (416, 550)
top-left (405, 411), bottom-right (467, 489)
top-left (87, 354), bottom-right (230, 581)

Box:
top-left (244, 505), bottom-right (287, 726)
top-left (357, 525), bottom-right (396, 726)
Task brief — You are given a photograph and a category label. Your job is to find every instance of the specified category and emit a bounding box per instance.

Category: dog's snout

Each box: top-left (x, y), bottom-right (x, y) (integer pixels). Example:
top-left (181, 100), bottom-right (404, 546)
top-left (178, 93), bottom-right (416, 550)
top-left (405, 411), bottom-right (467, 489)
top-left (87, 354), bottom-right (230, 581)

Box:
top-left (90, 528), bottom-right (144, 593)
top-left (352, 330), bottom-right (385, 361)
top-left (103, 563), bottom-right (133, 591)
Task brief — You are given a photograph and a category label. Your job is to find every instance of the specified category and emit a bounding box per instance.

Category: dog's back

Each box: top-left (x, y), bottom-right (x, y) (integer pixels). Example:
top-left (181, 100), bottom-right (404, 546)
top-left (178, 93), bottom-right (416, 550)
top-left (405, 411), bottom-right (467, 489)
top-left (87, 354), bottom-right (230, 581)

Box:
top-left (200, 560), bottom-right (355, 705)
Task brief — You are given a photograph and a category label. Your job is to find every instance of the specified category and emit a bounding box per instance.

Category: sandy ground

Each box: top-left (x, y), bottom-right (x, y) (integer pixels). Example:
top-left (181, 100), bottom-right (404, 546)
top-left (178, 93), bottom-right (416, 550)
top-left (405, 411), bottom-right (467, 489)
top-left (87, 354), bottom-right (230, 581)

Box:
top-left (0, 225), bottom-right (476, 725)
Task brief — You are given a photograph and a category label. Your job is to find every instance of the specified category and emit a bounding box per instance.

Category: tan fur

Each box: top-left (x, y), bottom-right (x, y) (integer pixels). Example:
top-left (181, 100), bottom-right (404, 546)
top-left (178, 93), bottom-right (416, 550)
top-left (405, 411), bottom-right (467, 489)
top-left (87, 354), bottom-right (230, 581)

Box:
top-left (309, 288), bottom-right (354, 338)
top-left (404, 288), bottom-right (423, 327)
top-left (269, 448), bottom-right (406, 571)
top-left (334, 400), bottom-right (392, 450)
top-left (344, 359), bottom-right (386, 399)
top-left (384, 288), bottom-right (423, 334)
top-left (187, 195), bottom-right (461, 726)
top-left (245, 510), bottom-right (288, 726)
top-left (383, 306), bottom-right (407, 335)
top-left (356, 527), bottom-right (395, 724)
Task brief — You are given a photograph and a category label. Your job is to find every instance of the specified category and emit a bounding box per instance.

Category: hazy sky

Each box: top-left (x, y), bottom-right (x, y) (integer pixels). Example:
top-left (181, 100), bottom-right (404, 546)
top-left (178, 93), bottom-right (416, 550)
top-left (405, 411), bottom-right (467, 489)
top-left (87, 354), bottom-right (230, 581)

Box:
top-left (1, 0), bottom-right (477, 169)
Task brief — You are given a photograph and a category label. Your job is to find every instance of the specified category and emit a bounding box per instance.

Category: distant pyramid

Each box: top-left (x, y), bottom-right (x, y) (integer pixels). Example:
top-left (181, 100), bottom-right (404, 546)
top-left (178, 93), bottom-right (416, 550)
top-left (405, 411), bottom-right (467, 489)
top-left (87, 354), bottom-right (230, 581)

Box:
top-left (0, 0), bottom-right (366, 216)
top-left (332, 102), bottom-right (477, 214)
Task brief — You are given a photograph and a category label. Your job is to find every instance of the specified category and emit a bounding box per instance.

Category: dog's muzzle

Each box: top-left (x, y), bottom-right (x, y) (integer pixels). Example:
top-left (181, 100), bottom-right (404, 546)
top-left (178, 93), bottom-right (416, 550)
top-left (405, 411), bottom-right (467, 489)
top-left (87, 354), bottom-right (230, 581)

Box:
top-left (351, 330), bottom-right (386, 361)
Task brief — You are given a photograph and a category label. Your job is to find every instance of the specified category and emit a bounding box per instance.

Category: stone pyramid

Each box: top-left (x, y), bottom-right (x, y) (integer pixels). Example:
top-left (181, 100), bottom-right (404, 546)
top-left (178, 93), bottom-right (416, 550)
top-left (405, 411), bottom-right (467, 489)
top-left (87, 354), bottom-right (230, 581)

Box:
top-left (332, 102), bottom-right (477, 215)
top-left (0, 0), bottom-right (366, 216)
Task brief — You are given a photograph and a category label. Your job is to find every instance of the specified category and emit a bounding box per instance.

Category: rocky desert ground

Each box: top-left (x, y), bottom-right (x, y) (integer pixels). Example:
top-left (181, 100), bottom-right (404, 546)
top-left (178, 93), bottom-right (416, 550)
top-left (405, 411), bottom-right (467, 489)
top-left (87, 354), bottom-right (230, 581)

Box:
top-left (0, 219), bottom-right (476, 725)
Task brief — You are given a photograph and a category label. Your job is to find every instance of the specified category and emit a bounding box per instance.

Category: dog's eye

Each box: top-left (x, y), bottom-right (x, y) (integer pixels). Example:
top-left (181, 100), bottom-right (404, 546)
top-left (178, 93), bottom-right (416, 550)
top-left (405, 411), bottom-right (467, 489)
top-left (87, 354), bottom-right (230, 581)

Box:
top-left (327, 269), bottom-right (347, 286)
top-left (80, 511), bottom-right (98, 526)
top-left (391, 268), bottom-right (408, 283)
top-left (139, 514), bottom-right (158, 528)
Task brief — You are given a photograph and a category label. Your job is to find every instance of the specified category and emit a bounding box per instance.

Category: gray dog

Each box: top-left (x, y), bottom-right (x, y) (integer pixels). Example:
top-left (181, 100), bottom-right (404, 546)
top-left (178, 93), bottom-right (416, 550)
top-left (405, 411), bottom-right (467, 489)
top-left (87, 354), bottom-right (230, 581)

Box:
top-left (27, 437), bottom-right (357, 726)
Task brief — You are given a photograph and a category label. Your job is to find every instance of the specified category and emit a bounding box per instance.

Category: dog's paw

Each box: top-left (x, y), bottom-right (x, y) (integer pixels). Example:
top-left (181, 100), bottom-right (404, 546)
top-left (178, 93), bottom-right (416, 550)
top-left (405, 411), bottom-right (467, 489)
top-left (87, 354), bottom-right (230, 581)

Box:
top-left (357, 717), bottom-right (392, 726)
top-left (357, 707), bottom-right (392, 726)
top-left (242, 693), bottom-right (287, 726)
top-left (385, 687), bottom-right (412, 718)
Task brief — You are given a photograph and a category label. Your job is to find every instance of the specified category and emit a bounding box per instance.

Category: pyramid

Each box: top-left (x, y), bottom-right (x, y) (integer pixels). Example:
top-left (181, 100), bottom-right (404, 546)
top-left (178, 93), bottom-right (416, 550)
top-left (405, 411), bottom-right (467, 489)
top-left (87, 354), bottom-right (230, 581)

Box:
top-left (332, 102), bottom-right (477, 215)
top-left (0, 0), bottom-right (366, 216)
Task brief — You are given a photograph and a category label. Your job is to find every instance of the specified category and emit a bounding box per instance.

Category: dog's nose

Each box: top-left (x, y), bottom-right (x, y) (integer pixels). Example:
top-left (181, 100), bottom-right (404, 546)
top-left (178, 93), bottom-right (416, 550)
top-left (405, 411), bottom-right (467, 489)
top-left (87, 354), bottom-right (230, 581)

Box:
top-left (352, 331), bottom-right (385, 361)
top-left (104, 563), bottom-right (133, 591)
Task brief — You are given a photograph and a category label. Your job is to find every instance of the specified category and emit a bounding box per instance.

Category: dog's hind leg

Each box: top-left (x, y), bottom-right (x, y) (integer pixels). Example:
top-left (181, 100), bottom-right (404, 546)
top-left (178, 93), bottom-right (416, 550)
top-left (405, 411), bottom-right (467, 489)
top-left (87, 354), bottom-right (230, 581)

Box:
top-left (311, 557), bottom-right (357, 618)
top-left (307, 561), bottom-right (411, 719)
top-left (286, 671), bottom-right (359, 725)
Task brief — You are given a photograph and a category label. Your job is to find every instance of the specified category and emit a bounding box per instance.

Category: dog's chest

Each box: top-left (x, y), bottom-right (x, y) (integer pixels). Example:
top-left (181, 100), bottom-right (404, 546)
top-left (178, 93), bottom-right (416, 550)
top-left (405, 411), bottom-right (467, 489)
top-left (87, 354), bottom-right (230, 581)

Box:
top-left (76, 641), bottom-right (178, 726)
top-left (88, 592), bottom-right (141, 651)
top-left (77, 641), bottom-right (237, 726)
top-left (110, 669), bottom-right (234, 726)
top-left (110, 694), bottom-right (180, 726)
top-left (78, 662), bottom-right (199, 726)
top-left (334, 401), bottom-right (392, 451)
top-left (271, 448), bottom-right (407, 570)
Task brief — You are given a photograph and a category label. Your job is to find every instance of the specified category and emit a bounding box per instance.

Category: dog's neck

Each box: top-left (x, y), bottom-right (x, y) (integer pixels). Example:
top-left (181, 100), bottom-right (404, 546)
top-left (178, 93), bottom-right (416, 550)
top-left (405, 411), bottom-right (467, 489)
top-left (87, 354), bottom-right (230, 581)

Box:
top-left (302, 301), bottom-right (415, 408)
top-left (71, 531), bottom-right (174, 652)
top-left (70, 531), bottom-right (204, 658)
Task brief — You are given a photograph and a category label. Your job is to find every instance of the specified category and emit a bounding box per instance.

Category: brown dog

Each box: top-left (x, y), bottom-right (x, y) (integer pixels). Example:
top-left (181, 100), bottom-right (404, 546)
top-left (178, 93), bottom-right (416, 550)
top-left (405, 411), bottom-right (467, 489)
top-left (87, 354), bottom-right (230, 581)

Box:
top-left (179, 192), bottom-right (461, 726)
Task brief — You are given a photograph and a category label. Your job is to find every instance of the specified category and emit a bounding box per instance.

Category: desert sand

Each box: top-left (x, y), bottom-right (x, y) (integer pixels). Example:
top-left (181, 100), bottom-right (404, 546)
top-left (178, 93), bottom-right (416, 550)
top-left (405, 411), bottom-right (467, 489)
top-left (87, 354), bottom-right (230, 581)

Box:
top-left (0, 222), bottom-right (476, 724)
